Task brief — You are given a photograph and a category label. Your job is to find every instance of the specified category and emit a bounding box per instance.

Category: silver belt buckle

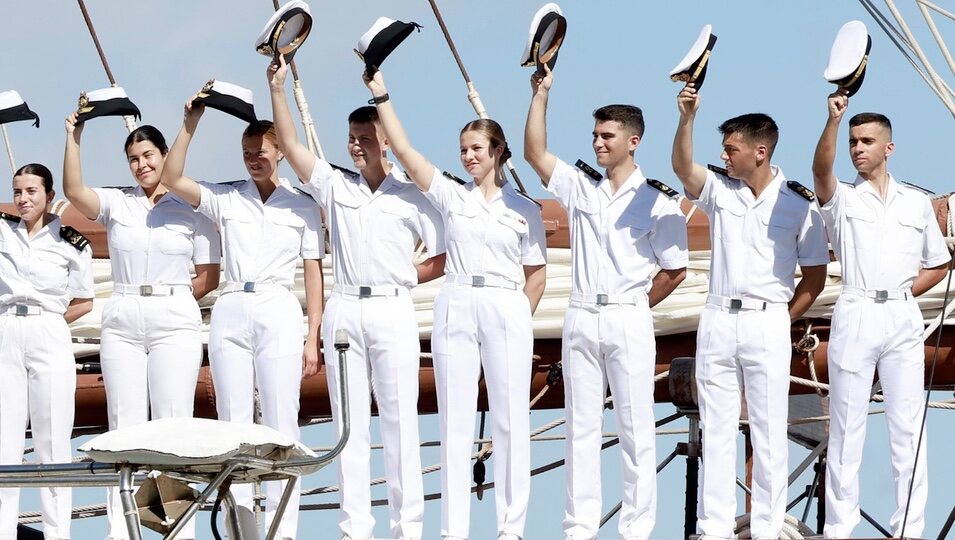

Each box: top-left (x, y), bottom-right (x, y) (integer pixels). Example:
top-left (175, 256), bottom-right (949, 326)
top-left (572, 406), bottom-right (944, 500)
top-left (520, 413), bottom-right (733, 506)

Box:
top-left (875, 290), bottom-right (888, 302)
top-left (243, 282), bottom-right (256, 293)
top-left (139, 285), bottom-right (153, 297)
top-left (595, 294), bottom-right (609, 306)
top-left (358, 286), bottom-right (372, 298)
top-left (729, 298), bottom-right (743, 310)
top-left (471, 276), bottom-right (485, 287)
top-left (14, 305), bottom-right (28, 316)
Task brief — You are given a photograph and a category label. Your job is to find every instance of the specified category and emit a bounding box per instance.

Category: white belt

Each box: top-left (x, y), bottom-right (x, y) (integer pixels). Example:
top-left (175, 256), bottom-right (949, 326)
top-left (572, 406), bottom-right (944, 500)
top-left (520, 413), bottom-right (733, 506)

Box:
top-left (707, 294), bottom-right (785, 312)
top-left (448, 274), bottom-right (519, 290)
top-left (570, 291), bottom-right (648, 306)
top-left (113, 284), bottom-right (193, 297)
top-left (220, 281), bottom-right (289, 295)
top-left (0, 304), bottom-right (43, 316)
top-left (333, 284), bottom-right (408, 298)
top-left (841, 286), bottom-right (911, 302)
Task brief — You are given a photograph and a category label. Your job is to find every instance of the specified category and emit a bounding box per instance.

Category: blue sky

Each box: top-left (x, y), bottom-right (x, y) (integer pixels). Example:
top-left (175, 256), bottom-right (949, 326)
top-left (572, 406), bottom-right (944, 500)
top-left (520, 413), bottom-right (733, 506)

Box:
top-left (4, 1), bottom-right (955, 538)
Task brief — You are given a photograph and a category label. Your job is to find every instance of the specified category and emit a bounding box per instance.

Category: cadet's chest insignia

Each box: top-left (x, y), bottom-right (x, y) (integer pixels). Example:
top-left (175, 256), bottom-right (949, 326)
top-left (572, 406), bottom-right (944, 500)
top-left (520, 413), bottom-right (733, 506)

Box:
top-left (0, 212), bottom-right (20, 224)
top-left (646, 178), bottom-right (679, 198)
top-left (574, 159), bottom-right (602, 183)
top-left (60, 225), bottom-right (89, 251)
top-left (331, 163), bottom-right (359, 180)
top-left (707, 164), bottom-right (729, 177)
top-left (787, 180), bottom-right (815, 202)
top-left (442, 170), bottom-right (467, 185)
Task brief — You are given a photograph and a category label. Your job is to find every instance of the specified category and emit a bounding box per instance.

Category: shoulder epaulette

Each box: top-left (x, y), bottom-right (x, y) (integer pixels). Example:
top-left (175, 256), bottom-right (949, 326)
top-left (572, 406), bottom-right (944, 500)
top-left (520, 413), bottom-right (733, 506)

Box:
top-left (0, 212), bottom-right (20, 223)
top-left (101, 185), bottom-right (136, 193)
top-left (60, 225), bottom-right (90, 251)
top-left (330, 162), bottom-right (359, 179)
top-left (707, 164), bottom-right (729, 176)
top-left (512, 185), bottom-right (543, 208)
top-left (442, 171), bottom-right (467, 185)
top-left (293, 187), bottom-right (316, 201)
top-left (217, 179), bottom-right (245, 186)
top-left (787, 180), bottom-right (815, 202)
top-left (839, 180), bottom-right (856, 188)
top-left (574, 159), bottom-right (602, 183)
top-left (646, 178), bottom-right (679, 198)
top-left (900, 180), bottom-right (934, 196)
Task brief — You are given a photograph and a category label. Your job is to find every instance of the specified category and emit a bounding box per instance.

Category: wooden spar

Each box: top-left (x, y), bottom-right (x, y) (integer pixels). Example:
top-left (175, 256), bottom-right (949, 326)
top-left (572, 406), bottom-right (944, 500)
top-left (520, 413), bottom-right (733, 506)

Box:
top-left (269, 0), bottom-right (326, 160)
top-left (1, 125), bottom-right (14, 175)
top-left (75, 0), bottom-right (137, 134)
top-left (426, 0), bottom-right (529, 196)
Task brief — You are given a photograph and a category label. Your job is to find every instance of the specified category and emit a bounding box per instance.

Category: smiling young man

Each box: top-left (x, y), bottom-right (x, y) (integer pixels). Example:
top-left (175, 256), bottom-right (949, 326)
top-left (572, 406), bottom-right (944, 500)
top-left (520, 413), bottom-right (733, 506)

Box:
top-left (812, 93), bottom-right (949, 539)
top-left (525, 66), bottom-right (687, 540)
top-left (671, 84), bottom-right (830, 540)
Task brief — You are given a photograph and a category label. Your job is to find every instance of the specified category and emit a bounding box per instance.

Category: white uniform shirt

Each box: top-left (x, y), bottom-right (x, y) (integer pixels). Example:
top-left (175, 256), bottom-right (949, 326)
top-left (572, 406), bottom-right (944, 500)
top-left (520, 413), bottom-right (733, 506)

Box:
top-left (196, 178), bottom-right (324, 288)
top-left (0, 215), bottom-right (94, 314)
top-left (303, 160), bottom-right (444, 288)
top-left (547, 158), bottom-right (688, 295)
top-left (93, 186), bottom-right (220, 286)
top-left (820, 174), bottom-right (950, 291)
top-left (424, 169), bottom-right (546, 284)
top-left (690, 166), bottom-right (829, 303)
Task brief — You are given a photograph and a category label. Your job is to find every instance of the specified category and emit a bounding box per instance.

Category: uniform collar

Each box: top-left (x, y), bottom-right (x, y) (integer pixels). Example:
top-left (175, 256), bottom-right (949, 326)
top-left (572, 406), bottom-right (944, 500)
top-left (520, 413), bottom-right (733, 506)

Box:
top-left (745, 164), bottom-right (785, 206)
top-left (600, 164), bottom-right (646, 202)
top-left (128, 185), bottom-right (184, 209)
top-left (852, 172), bottom-right (900, 203)
top-left (360, 162), bottom-right (402, 197)
top-left (16, 213), bottom-right (59, 241)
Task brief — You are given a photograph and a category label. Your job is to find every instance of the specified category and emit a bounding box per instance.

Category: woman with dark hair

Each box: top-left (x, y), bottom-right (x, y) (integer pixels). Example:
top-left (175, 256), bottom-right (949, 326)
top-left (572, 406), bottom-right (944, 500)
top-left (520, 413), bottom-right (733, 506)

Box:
top-left (159, 99), bottom-right (325, 539)
top-left (364, 69), bottom-right (547, 540)
top-left (63, 115), bottom-right (221, 540)
top-left (0, 163), bottom-right (94, 539)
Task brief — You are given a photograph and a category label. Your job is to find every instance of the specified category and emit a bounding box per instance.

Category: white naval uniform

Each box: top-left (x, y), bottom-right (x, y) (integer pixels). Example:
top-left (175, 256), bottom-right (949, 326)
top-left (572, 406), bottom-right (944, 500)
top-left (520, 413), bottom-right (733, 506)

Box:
top-left (546, 159), bottom-right (688, 540)
top-left (689, 166), bottom-right (829, 540)
top-left (0, 214), bottom-right (94, 540)
top-left (301, 160), bottom-right (443, 540)
top-left (820, 176), bottom-right (949, 538)
top-left (196, 178), bottom-right (324, 540)
top-left (93, 186), bottom-right (220, 540)
top-left (424, 169), bottom-right (546, 540)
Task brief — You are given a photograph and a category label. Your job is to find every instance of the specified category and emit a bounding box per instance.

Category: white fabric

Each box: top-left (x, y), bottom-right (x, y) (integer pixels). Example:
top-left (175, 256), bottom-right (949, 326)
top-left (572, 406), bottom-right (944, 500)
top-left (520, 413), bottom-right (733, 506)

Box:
top-left (0, 216), bottom-right (94, 314)
top-left (356, 17), bottom-right (395, 54)
top-left (0, 91), bottom-right (25, 110)
top-left (519, 3), bottom-right (564, 65)
top-left (93, 186), bottom-right (220, 286)
top-left (0, 314), bottom-right (75, 540)
top-left (208, 81), bottom-right (253, 104)
top-left (670, 24), bottom-right (714, 76)
top-left (84, 87), bottom-right (129, 101)
top-left (824, 20), bottom-right (869, 81)
top-left (255, 0), bottom-right (311, 52)
top-left (196, 178), bottom-right (324, 287)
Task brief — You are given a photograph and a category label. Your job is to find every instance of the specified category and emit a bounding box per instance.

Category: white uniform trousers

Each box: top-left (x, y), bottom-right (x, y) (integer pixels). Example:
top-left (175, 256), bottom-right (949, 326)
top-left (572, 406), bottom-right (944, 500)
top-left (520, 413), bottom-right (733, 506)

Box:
top-left (433, 283), bottom-right (533, 539)
top-left (561, 303), bottom-right (657, 540)
top-left (0, 313), bottom-right (75, 540)
top-left (695, 305), bottom-right (791, 540)
top-left (208, 289), bottom-right (304, 540)
top-left (824, 295), bottom-right (927, 538)
top-left (323, 291), bottom-right (424, 540)
top-left (100, 294), bottom-right (202, 540)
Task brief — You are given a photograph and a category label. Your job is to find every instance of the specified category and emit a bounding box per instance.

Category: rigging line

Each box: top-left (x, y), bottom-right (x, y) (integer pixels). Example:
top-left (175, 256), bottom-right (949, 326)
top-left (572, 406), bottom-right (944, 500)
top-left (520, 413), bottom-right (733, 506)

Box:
top-left (901, 249), bottom-right (955, 539)
top-left (1, 125), bottom-right (15, 175)
top-left (883, 0), bottom-right (955, 115)
top-left (857, 0), bottom-right (937, 85)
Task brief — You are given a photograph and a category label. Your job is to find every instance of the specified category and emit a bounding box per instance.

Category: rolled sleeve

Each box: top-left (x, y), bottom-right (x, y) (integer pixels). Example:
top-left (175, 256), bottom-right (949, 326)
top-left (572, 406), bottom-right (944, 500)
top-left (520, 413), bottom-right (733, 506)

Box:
top-left (195, 181), bottom-right (226, 223)
top-left (416, 197), bottom-right (446, 256)
top-left (300, 200), bottom-right (325, 260)
top-left (797, 205), bottom-right (831, 267)
top-left (817, 181), bottom-right (846, 234)
top-left (522, 211), bottom-right (547, 266)
top-left (68, 246), bottom-right (95, 299)
top-left (304, 159), bottom-right (336, 210)
top-left (651, 200), bottom-right (690, 270)
top-left (687, 169), bottom-right (718, 216)
top-left (192, 213), bottom-right (221, 265)
top-left (544, 159), bottom-right (580, 210)
top-left (92, 187), bottom-right (119, 225)
top-left (423, 167), bottom-right (457, 214)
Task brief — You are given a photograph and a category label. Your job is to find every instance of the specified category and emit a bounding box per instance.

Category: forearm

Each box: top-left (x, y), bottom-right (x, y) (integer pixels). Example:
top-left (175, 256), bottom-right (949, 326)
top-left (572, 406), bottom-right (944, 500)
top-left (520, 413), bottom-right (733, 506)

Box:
top-left (524, 90), bottom-right (554, 182)
top-left (648, 268), bottom-right (687, 308)
top-left (913, 264), bottom-right (950, 297)
top-left (270, 87), bottom-right (315, 181)
top-left (672, 116), bottom-right (705, 197)
top-left (415, 253), bottom-right (446, 284)
top-left (191, 264), bottom-right (220, 300)
top-left (64, 298), bottom-right (93, 324)
top-left (303, 259), bottom-right (325, 342)
top-left (523, 265), bottom-right (546, 315)
top-left (161, 127), bottom-right (202, 208)
top-left (811, 118), bottom-right (840, 204)
top-left (62, 133), bottom-right (100, 220)
top-left (789, 268), bottom-right (826, 320)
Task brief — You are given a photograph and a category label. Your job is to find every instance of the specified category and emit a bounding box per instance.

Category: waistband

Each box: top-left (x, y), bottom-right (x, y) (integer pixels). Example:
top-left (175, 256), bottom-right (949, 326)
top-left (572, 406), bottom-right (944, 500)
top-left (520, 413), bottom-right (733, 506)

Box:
top-left (220, 281), bottom-right (290, 295)
top-left (447, 274), bottom-right (519, 290)
top-left (706, 294), bottom-right (787, 312)
top-left (841, 286), bottom-right (912, 302)
top-left (113, 284), bottom-right (193, 297)
top-left (569, 291), bottom-right (648, 307)
top-left (332, 284), bottom-right (408, 298)
top-left (0, 304), bottom-right (43, 316)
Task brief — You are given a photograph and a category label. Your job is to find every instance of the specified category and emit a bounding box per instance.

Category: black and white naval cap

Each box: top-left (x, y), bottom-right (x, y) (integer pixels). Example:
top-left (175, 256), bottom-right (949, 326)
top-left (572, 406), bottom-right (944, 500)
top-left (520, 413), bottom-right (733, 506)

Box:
top-left (75, 87), bottom-right (141, 124)
top-left (192, 79), bottom-right (258, 125)
top-left (354, 17), bottom-right (422, 76)
top-left (519, 3), bottom-right (567, 77)
top-left (0, 90), bottom-right (40, 128)
top-left (255, 0), bottom-right (313, 63)
top-left (824, 20), bottom-right (871, 97)
top-left (669, 24), bottom-right (718, 90)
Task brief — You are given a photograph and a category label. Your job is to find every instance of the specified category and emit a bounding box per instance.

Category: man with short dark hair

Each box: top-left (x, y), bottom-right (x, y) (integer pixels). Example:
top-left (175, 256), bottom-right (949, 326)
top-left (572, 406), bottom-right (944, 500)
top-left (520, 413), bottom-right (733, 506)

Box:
top-left (525, 66), bottom-right (688, 540)
top-left (672, 84), bottom-right (829, 540)
top-left (812, 91), bottom-right (949, 539)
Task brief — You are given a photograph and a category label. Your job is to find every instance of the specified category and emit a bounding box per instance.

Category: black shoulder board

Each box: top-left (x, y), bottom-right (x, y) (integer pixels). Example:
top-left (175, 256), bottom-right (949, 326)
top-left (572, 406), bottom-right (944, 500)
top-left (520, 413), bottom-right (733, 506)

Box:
top-left (330, 162), bottom-right (359, 179)
top-left (217, 179), bottom-right (245, 186)
top-left (60, 225), bottom-right (90, 251)
top-left (513, 186), bottom-right (543, 208)
top-left (442, 171), bottom-right (467, 185)
top-left (0, 212), bottom-right (20, 223)
top-left (787, 180), bottom-right (815, 202)
top-left (839, 180), bottom-right (855, 188)
top-left (101, 185), bottom-right (136, 193)
top-left (646, 178), bottom-right (679, 198)
top-left (293, 187), bottom-right (316, 201)
top-left (707, 164), bottom-right (729, 176)
top-left (574, 159), bottom-right (602, 183)
top-left (900, 180), bottom-right (934, 195)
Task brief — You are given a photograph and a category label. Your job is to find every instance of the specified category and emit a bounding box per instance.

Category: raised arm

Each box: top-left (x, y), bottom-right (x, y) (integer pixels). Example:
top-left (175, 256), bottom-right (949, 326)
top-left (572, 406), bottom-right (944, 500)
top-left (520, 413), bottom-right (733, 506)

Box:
top-left (159, 98), bottom-right (204, 208)
top-left (62, 113), bottom-right (101, 220)
top-left (524, 65), bottom-right (558, 184)
top-left (363, 70), bottom-right (436, 192)
top-left (811, 91), bottom-right (848, 205)
top-left (671, 85), bottom-right (708, 199)
top-left (268, 56), bottom-right (316, 183)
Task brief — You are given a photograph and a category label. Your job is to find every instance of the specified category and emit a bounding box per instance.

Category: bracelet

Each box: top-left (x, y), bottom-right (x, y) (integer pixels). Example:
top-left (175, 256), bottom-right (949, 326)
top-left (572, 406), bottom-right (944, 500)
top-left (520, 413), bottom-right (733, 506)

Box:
top-left (367, 93), bottom-right (389, 105)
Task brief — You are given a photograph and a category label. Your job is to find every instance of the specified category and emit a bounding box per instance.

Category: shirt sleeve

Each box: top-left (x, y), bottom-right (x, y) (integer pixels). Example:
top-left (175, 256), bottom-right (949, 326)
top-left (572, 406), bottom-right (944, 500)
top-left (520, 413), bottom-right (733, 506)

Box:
top-left (191, 212), bottom-right (221, 265)
top-left (414, 193), bottom-right (446, 256)
top-left (686, 169), bottom-right (719, 216)
top-left (521, 205), bottom-right (547, 266)
top-left (299, 198), bottom-right (325, 261)
top-left (796, 203), bottom-right (831, 267)
top-left (195, 181), bottom-right (227, 224)
top-left (91, 187), bottom-right (118, 226)
top-left (817, 181), bottom-right (846, 238)
top-left (921, 196), bottom-right (951, 269)
top-left (68, 245), bottom-right (95, 299)
top-left (650, 197), bottom-right (690, 270)
top-left (302, 159), bottom-right (337, 210)
top-left (544, 158), bottom-right (580, 211)
top-left (423, 167), bottom-right (457, 215)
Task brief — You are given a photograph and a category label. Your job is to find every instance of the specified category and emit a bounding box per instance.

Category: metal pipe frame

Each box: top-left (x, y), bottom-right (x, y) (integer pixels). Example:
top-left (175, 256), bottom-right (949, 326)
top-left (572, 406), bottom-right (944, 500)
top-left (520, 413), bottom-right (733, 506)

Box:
top-left (119, 466), bottom-right (143, 540)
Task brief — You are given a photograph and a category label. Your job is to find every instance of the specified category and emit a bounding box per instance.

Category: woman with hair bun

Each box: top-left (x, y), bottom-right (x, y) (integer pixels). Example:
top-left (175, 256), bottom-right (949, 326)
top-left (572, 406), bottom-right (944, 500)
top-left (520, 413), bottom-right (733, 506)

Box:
top-left (364, 69), bottom-right (546, 540)
top-left (63, 115), bottom-right (221, 540)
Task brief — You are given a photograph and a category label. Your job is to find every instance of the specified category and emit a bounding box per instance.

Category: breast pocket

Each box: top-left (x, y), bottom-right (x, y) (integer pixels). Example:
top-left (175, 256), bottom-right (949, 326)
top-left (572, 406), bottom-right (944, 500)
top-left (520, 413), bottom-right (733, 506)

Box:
top-left (32, 252), bottom-right (69, 292)
top-left (159, 221), bottom-right (194, 256)
top-left (844, 204), bottom-right (875, 248)
top-left (617, 210), bottom-right (652, 242)
top-left (221, 208), bottom-right (254, 251)
top-left (447, 203), bottom-right (481, 245)
top-left (108, 213), bottom-right (143, 252)
top-left (895, 212), bottom-right (926, 255)
top-left (714, 201), bottom-right (746, 241)
top-left (376, 205), bottom-right (414, 244)
top-left (271, 212), bottom-right (306, 254)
